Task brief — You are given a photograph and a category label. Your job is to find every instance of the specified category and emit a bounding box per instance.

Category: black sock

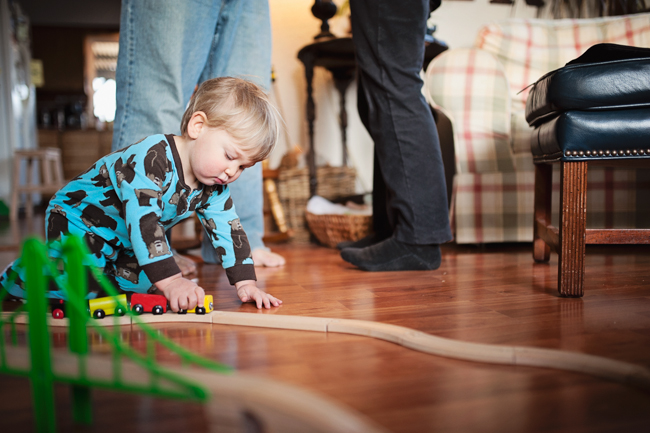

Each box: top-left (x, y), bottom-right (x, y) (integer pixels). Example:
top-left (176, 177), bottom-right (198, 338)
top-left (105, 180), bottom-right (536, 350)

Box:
top-left (340, 237), bottom-right (441, 272)
top-left (336, 233), bottom-right (388, 250)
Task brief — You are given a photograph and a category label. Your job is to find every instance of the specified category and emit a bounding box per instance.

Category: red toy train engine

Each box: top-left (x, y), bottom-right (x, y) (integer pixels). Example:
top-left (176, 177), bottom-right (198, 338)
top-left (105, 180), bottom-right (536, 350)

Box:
top-left (130, 293), bottom-right (167, 315)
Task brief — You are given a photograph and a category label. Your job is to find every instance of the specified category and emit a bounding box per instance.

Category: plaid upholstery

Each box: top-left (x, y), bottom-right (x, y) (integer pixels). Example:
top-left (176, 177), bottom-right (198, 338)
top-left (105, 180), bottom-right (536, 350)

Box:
top-left (452, 171), bottom-right (535, 244)
top-left (425, 48), bottom-right (513, 175)
top-left (424, 14), bottom-right (650, 244)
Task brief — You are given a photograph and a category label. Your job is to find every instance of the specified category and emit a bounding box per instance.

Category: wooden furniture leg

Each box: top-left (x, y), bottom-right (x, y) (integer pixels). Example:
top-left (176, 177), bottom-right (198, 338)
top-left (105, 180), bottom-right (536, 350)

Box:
top-left (533, 163), bottom-right (552, 262)
top-left (10, 153), bottom-right (22, 221)
top-left (262, 161), bottom-right (292, 243)
top-left (533, 158), bottom-right (650, 297)
top-left (301, 52), bottom-right (318, 197)
top-left (332, 72), bottom-right (354, 167)
top-left (25, 155), bottom-right (35, 220)
top-left (558, 161), bottom-right (588, 297)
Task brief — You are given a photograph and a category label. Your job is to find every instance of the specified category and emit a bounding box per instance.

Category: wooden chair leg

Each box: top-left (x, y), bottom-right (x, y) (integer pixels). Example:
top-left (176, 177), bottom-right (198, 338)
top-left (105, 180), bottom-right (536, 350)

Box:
top-left (42, 154), bottom-right (54, 185)
top-left (533, 163), bottom-right (552, 262)
top-left (53, 151), bottom-right (64, 185)
top-left (10, 154), bottom-right (22, 221)
top-left (558, 161), bottom-right (587, 297)
top-left (25, 156), bottom-right (35, 220)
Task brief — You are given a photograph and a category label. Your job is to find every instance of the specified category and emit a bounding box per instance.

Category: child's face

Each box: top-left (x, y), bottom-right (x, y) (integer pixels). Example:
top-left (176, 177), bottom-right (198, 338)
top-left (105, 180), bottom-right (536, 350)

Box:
top-left (190, 127), bottom-right (255, 186)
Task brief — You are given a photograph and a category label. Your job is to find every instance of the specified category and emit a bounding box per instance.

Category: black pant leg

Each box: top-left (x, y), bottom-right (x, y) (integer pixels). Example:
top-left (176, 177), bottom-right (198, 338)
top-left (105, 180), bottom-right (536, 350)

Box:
top-left (350, 0), bottom-right (452, 245)
top-left (357, 75), bottom-right (392, 238)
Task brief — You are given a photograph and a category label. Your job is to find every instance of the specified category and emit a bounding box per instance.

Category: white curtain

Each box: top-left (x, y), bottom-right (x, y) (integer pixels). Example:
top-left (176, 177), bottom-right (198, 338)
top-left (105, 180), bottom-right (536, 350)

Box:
top-left (0, 0), bottom-right (37, 204)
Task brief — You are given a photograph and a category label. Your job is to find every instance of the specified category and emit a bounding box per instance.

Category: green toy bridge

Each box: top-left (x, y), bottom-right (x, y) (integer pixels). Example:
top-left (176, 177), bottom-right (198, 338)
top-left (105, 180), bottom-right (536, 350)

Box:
top-left (0, 236), bottom-right (232, 433)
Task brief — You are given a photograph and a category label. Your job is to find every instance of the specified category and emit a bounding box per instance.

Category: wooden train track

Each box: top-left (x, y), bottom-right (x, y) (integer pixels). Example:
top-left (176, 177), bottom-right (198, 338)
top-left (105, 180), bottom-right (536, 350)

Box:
top-left (6, 310), bottom-right (650, 392)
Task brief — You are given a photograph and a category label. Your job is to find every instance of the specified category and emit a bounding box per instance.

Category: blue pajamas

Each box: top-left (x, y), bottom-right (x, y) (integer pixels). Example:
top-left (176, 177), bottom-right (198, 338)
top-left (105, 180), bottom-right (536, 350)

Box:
top-left (1, 134), bottom-right (255, 299)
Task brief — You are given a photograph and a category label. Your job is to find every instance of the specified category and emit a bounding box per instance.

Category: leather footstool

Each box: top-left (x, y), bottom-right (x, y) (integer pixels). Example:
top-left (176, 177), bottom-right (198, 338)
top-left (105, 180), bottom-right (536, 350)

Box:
top-left (526, 43), bottom-right (650, 297)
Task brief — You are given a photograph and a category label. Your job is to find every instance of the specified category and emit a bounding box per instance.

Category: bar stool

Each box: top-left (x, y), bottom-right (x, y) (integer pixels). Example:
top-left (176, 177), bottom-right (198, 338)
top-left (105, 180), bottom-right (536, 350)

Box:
top-left (10, 148), bottom-right (65, 221)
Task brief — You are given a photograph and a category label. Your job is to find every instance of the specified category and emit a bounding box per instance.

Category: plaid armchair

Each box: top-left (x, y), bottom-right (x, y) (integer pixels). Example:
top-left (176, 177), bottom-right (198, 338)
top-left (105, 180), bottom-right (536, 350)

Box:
top-left (424, 14), bottom-right (650, 244)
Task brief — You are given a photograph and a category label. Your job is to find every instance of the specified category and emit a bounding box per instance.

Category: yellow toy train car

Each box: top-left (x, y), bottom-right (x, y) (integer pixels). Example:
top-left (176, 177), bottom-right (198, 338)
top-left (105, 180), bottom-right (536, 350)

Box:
top-left (183, 295), bottom-right (214, 315)
top-left (88, 294), bottom-right (128, 319)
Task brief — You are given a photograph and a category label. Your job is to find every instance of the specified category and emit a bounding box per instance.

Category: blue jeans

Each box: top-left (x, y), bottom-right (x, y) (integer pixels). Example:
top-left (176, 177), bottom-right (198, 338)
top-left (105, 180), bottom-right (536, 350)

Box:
top-left (112, 0), bottom-right (271, 259)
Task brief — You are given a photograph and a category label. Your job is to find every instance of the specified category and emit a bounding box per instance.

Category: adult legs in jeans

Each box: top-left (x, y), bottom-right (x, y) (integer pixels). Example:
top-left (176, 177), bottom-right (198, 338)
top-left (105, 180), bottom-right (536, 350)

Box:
top-left (113, 0), bottom-right (284, 270)
top-left (341, 0), bottom-right (452, 271)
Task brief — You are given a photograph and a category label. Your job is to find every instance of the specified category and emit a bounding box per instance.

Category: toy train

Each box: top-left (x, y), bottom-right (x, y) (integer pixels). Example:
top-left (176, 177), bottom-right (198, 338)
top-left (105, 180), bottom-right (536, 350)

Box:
top-left (50, 293), bottom-right (214, 319)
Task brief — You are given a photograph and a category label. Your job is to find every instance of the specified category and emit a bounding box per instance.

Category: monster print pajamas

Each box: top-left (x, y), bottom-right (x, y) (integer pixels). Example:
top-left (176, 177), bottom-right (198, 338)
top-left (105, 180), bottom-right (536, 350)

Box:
top-left (0, 134), bottom-right (255, 299)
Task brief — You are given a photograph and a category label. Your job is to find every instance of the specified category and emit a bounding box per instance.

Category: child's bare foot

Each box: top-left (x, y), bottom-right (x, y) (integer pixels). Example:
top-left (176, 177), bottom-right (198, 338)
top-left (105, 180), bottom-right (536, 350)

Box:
top-left (252, 249), bottom-right (286, 267)
top-left (173, 251), bottom-right (197, 276)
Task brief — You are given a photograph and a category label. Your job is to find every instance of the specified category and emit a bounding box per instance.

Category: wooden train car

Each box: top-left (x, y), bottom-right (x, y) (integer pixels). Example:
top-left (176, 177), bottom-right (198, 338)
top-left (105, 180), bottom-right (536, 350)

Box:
top-left (182, 295), bottom-right (214, 315)
top-left (88, 294), bottom-right (128, 319)
top-left (131, 293), bottom-right (167, 315)
top-left (50, 298), bottom-right (66, 319)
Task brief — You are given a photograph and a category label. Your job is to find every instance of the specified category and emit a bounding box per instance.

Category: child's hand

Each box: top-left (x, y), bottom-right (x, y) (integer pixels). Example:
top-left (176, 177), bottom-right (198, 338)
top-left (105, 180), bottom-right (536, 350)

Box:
top-left (155, 273), bottom-right (205, 312)
top-left (235, 280), bottom-right (282, 309)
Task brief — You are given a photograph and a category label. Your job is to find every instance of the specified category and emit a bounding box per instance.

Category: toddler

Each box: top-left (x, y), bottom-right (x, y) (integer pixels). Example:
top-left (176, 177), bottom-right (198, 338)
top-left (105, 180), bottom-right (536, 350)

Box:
top-left (1, 77), bottom-right (282, 311)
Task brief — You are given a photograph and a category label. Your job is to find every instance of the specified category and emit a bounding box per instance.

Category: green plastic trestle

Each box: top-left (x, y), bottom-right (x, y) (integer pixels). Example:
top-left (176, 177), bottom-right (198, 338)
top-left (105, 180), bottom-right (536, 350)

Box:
top-left (62, 236), bottom-right (92, 424)
top-left (24, 239), bottom-right (57, 433)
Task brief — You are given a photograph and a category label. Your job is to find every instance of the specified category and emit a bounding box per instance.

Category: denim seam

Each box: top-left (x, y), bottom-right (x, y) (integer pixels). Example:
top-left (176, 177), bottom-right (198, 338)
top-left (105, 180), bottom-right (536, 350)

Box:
top-left (118, 0), bottom-right (135, 150)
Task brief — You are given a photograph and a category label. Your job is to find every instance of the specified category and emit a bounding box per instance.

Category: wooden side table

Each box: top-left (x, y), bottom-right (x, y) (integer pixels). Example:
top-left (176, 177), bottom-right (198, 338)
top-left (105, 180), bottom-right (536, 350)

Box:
top-left (297, 37), bottom-right (448, 197)
top-left (298, 37), bottom-right (357, 197)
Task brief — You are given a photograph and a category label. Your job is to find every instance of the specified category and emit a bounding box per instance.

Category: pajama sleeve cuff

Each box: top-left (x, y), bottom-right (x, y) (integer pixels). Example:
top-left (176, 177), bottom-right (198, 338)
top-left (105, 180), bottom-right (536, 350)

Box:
top-left (225, 264), bottom-right (257, 285)
top-left (141, 257), bottom-right (182, 285)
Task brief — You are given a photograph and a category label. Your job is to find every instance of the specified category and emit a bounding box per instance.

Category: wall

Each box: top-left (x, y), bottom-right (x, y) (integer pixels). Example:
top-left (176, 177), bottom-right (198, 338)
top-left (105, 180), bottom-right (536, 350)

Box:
top-left (269, 0), bottom-right (370, 191)
top-left (268, 0), bottom-right (542, 193)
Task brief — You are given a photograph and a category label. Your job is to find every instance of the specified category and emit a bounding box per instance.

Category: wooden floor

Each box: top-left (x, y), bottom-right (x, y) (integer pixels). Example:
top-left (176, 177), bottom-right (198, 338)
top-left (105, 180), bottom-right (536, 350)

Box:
top-left (1, 216), bottom-right (650, 433)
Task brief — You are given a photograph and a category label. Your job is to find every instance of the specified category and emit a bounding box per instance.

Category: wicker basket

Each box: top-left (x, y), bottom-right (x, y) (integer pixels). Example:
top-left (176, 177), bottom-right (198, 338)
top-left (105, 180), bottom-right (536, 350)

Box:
top-left (305, 212), bottom-right (372, 248)
top-left (276, 166), bottom-right (358, 243)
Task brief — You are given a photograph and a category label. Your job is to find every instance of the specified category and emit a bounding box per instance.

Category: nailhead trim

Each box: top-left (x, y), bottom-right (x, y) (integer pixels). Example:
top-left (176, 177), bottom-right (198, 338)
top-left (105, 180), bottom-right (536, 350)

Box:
top-left (564, 149), bottom-right (650, 157)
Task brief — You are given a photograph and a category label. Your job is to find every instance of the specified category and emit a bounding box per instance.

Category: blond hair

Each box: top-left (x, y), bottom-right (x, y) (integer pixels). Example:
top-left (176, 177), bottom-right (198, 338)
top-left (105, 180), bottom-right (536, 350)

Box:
top-left (180, 77), bottom-right (281, 162)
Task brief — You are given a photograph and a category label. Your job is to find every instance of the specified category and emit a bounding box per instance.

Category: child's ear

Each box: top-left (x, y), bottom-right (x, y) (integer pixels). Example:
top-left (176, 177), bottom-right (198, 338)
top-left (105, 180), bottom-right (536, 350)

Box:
top-left (187, 111), bottom-right (208, 139)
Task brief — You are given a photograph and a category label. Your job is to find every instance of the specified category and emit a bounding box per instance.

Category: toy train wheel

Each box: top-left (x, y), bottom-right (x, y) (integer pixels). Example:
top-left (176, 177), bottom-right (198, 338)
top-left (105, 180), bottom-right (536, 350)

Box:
top-left (115, 306), bottom-right (126, 316)
top-left (52, 309), bottom-right (65, 319)
top-left (133, 304), bottom-right (144, 315)
top-left (152, 305), bottom-right (164, 315)
top-left (196, 306), bottom-right (206, 315)
top-left (93, 309), bottom-right (106, 319)
top-left (177, 309), bottom-right (187, 315)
